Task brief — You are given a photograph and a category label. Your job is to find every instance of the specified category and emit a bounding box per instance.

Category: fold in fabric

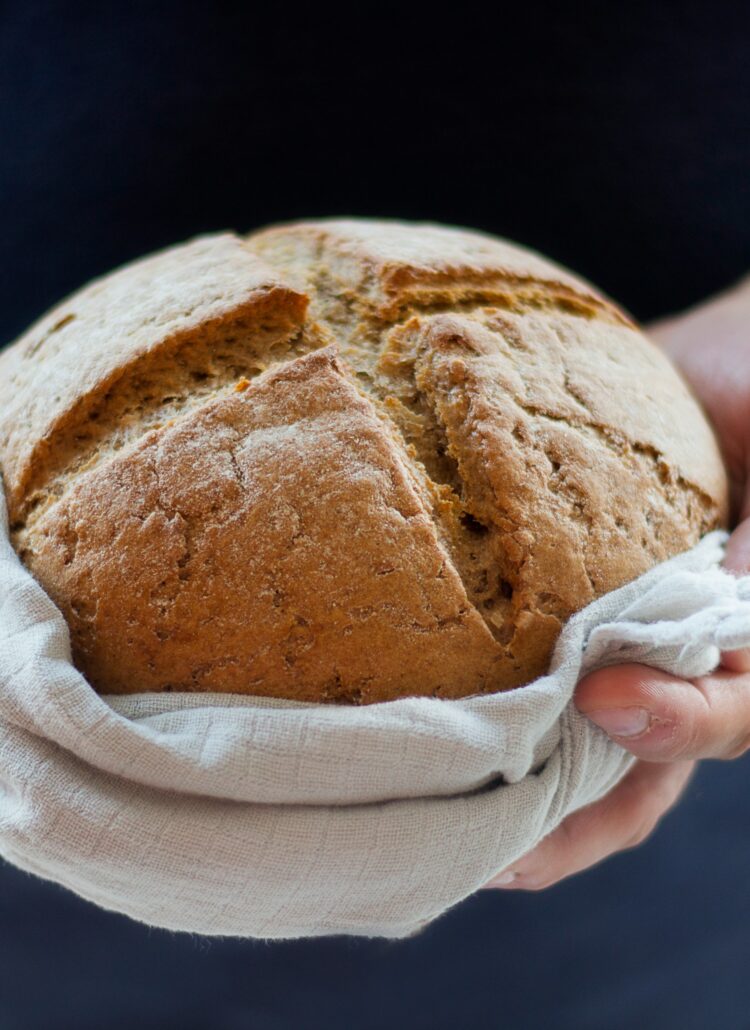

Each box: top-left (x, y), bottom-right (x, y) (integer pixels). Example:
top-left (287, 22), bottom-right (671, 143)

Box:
top-left (1, 487), bottom-right (749, 938)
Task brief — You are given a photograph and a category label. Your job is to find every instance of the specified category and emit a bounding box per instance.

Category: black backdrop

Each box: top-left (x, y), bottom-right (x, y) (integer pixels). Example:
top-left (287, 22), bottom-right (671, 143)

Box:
top-left (1, 3), bottom-right (749, 1028)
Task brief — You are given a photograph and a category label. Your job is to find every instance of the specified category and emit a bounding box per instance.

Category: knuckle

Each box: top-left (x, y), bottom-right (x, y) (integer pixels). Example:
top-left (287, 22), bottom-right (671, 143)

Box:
top-left (630, 796), bottom-right (682, 849)
top-left (622, 796), bottom-right (670, 849)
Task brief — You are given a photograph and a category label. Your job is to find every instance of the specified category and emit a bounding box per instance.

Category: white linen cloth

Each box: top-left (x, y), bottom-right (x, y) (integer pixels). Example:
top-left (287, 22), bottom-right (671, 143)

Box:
top-left (2, 486), bottom-right (750, 939)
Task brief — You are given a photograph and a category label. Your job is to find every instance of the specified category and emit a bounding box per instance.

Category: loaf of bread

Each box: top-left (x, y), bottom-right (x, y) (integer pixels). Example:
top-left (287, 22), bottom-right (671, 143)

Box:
top-left (0, 220), bottom-right (728, 702)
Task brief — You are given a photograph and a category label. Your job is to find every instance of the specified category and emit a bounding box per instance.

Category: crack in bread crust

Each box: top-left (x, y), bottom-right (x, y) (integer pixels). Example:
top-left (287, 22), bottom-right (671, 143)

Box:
top-left (12, 320), bottom-right (328, 547)
top-left (1, 234), bottom-right (310, 533)
top-left (0, 221), bottom-right (730, 702)
top-left (246, 230), bottom-right (724, 674)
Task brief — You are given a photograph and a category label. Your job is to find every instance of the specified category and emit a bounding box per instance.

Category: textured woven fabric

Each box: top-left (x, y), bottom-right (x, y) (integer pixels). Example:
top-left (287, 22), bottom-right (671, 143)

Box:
top-left (1, 486), bottom-right (750, 939)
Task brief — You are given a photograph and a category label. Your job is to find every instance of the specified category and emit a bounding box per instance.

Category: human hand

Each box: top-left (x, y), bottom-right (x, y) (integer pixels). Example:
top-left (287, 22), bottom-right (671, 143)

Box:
top-left (486, 275), bottom-right (750, 891)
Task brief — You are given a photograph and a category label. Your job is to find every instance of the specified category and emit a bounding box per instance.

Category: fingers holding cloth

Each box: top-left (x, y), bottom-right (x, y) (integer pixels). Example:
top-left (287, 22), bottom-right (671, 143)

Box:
top-left (486, 282), bottom-right (750, 893)
top-left (576, 518), bottom-right (750, 764)
top-left (485, 519), bottom-right (750, 892)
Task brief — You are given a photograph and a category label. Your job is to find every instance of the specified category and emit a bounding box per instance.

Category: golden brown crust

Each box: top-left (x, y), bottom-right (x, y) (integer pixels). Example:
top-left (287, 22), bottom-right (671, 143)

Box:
top-left (249, 218), bottom-right (632, 324)
top-left (0, 234), bottom-right (308, 530)
top-left (379, 310), bottom-right (724, 684)
top-left (27, 348), bottom-right (504, 701)
top-left (0, 220), bottom-right (730, 701)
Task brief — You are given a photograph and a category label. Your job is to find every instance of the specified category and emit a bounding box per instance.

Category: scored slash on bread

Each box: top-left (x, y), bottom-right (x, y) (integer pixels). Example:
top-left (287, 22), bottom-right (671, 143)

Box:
top-left (0, 234), bottom-right (309, 532)
top-left (0, 220), bottom-right (729, 701)
top-left (22, 347), bottom-right (504, 700)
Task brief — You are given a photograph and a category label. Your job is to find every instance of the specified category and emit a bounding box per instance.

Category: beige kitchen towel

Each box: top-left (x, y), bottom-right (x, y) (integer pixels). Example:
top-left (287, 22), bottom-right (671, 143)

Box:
top-left (1, 488), bottom-right (749, 939)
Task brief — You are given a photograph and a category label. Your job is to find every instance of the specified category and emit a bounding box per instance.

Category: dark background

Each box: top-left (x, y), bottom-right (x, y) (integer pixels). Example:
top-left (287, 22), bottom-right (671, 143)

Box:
top-left (1, 2), bottom-right (749, 1027)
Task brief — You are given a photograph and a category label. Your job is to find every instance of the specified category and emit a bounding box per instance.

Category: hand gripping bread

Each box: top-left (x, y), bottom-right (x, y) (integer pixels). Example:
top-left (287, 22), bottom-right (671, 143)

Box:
top-left (0, 221), bottom-right (728, 702)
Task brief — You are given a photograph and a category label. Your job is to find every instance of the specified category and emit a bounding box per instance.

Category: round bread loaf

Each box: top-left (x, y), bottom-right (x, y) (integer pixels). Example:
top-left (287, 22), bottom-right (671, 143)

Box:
top-left (0, 220), bottom-right (729, 702)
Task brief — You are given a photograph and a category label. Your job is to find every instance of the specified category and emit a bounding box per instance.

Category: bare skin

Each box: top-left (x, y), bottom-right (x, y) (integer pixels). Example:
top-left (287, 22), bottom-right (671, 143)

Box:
top-left (486, 274), bottom-right (750, 891)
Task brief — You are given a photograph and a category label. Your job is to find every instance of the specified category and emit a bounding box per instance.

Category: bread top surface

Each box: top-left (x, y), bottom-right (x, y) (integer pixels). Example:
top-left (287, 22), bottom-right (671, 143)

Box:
top-left (27, 348), bottom-right (505, 700)
top-left (249, 218), bottom-right (630, 323)
top-left (0, 234), bottom-right (308, 528)
top-left (0, 220), bottom-right (729, 702)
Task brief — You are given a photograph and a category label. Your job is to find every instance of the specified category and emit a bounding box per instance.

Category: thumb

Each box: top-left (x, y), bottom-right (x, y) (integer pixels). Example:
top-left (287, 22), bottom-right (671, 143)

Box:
top-left (576, 664), bottom-right (750, 762)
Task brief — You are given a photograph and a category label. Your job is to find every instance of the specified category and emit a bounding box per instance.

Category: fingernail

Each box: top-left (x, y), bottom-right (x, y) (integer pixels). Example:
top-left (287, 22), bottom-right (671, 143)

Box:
top-left (586, 706), bottom-right (651, 738)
